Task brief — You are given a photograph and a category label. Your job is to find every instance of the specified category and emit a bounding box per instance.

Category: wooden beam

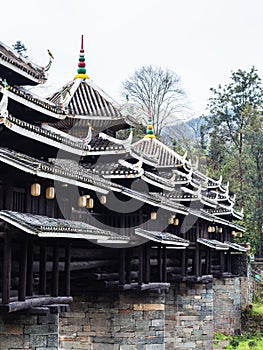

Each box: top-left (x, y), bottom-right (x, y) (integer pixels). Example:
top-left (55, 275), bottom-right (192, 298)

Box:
top-left (0, 296), bottom-right (73, 314)
top-left (86, 271), bottom-right (138, 281)
top-left (144, 244), bottom-right (150, 284)
top-left (182, 275), bottom-right (213, 283)
top-left (2, 228), bottom-right (12, 304)
top-left (105, 281), bottom-right (170, 291)
top-left (18, 236), bottom-right (28, 301)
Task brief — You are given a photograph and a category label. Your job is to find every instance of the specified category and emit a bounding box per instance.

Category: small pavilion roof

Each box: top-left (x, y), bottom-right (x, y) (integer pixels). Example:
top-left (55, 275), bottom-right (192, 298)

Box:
top-left (130, 137), bottom-right (188, 168)
top-left (47, 78), bottom-right (122, 118)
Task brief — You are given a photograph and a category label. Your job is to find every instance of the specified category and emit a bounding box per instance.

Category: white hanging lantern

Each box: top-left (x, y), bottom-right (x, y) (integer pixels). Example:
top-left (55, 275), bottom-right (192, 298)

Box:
top-left (46, 186), bottom-right (55, 199)
top-left (218, 227), bottom-right (223, 233)
top-left (78, 195), bottom-right (87, 208)
top-left (232, 230), bottom-right (236, 237)
top-left (100, 195), bottom-right (107, 205)
top-left (31, 183), bottom-right (41, 197)
top-left (208, 226), bottom-right (212, 233)
top-left (150, 211), bottom-right (157, 220)
top-left (173, 218), bottom-right (179, 226)
top-left (86, 198), bottom-right (94, 209)
top-left (168, 216), bottom-right (174, 225)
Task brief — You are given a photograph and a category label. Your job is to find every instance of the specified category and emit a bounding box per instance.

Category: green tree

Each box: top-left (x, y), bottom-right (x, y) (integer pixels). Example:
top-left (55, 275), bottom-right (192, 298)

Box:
top-left (245, 108), bottom-right (263, 254)
top-left (207, 67), bottom-right (263, 206)
top-left (206, 67), bottom-right (263, 254)
top-left (12, 41), bottom-right (27, 56)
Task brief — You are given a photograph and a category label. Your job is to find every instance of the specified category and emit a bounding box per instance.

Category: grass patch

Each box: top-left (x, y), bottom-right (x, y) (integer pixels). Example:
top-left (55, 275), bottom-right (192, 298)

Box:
top-left (223, 336), bottom-right (263, 349)
top-left (251, 302), bottom-right (263, 315)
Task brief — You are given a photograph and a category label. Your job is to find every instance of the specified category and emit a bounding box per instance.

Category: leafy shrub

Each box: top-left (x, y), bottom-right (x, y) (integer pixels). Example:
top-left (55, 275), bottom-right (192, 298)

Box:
top-left (229, 338), bottom-right (239, 347)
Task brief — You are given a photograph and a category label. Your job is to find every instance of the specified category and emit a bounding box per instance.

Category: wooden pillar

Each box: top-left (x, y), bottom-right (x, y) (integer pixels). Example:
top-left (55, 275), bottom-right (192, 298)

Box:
top-left (39, 241), bottom-right (47, 295)
top-left (4, 185), bottom-right (13, 211)
top-left (227, 252), bottom-right (232, 273)
top-left (25, 183), bottom-right (31, 213)
top-left (2, 227), bottom-right (12, 304)
top-left (195, 245), bottom-right (200, 277)
top-left (125, 248), bottom-right (132, 284)
top-left (144, 243), bottom-right (150, 284)
top-left (162, 246), bottom-right (167, 282)
top-left (119, 248), bottom-right (126, 286)
top-left (220, 251), bottom-right (225, 276)
top-left (181, 249), bottom-right (186, 277)
top-left (26, 240), bottom-right (34, 296)
top-left (205, 250), bottom-right (210, 275)
top-left (138, 245), bottom-right (144, 286)
top-left (18, 235), bottom-right (28, 301)
top-left (158, 244), bottom-right (163, 282)
top-left (64, 243), bottom-right (71, 297)
top-left (52, 242), bottom-right (59, 297)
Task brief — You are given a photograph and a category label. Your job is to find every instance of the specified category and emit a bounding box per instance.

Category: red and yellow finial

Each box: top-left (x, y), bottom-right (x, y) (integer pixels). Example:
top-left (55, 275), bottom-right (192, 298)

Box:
top-left (144, 107), bottom-right (155, 138)
top-left (74, 35), bottom-right (89, 79)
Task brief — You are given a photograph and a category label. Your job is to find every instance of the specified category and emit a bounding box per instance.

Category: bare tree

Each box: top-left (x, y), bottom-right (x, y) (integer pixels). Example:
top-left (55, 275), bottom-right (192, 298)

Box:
top-left (122, 65), bottom-right (187, 136)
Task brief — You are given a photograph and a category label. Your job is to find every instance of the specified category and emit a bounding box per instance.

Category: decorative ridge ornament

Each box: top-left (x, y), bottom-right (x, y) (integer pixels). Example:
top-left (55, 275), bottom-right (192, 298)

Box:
top-left (74, 35), bottom-right (89, 80)
top-left (144, 107), bottom-right (155, 138)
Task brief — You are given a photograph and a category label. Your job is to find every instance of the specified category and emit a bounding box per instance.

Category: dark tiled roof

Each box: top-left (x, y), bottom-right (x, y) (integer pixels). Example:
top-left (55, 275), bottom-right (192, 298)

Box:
top-left (131, 137), bottom-right (185, 167)
top-left (224, 241), bottom-right (247, 252)
top-left (0, 41), bottom-right (47, 84)
top-left (88, 137), bottom-right (125, 152)
top-left (0, 82), bottom-right (65, 116)
top-left (0, 147), bottom-right (119, 193)
top-left (82, 161), bottom-right (141, 177)
top-left (0, 210), bottom-right (129, 243)
top-left (1, 114), bottom-right (126, 156)
top-left (135, 228), bottom-right (189, 246)
top-left (48, 79), bottom-right (122, 118)
top-left (197, 238), bottom-right (229, 250)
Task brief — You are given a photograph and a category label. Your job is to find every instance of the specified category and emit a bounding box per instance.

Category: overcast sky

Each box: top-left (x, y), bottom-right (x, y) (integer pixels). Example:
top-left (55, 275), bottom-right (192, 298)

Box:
top-left (2, 0), bottom-right (263, 118)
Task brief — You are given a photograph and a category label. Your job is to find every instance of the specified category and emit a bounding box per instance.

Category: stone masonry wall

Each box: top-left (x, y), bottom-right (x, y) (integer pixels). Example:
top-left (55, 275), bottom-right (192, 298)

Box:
top-left (0, 309), bottom-right (58, 350)
top-left (165, 282), bottom-right (214, 350)
top-left (59, 290), bottom-right (165, 350)
top-left (0, 277), bottom-right (249, 350)
top-left (213, 277), bottom-right (243, 336)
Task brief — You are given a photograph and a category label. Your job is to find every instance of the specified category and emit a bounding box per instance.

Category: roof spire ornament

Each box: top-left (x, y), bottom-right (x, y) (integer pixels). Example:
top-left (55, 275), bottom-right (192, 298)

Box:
top-left (74, 35), bottom-right (89, 80)
top-left (144, 107), bottom-right (155, 138)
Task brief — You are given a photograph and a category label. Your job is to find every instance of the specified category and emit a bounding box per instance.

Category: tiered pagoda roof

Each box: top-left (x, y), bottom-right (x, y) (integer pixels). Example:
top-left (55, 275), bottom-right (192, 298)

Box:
top-left (0, 35), bottom-right (245, 246)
